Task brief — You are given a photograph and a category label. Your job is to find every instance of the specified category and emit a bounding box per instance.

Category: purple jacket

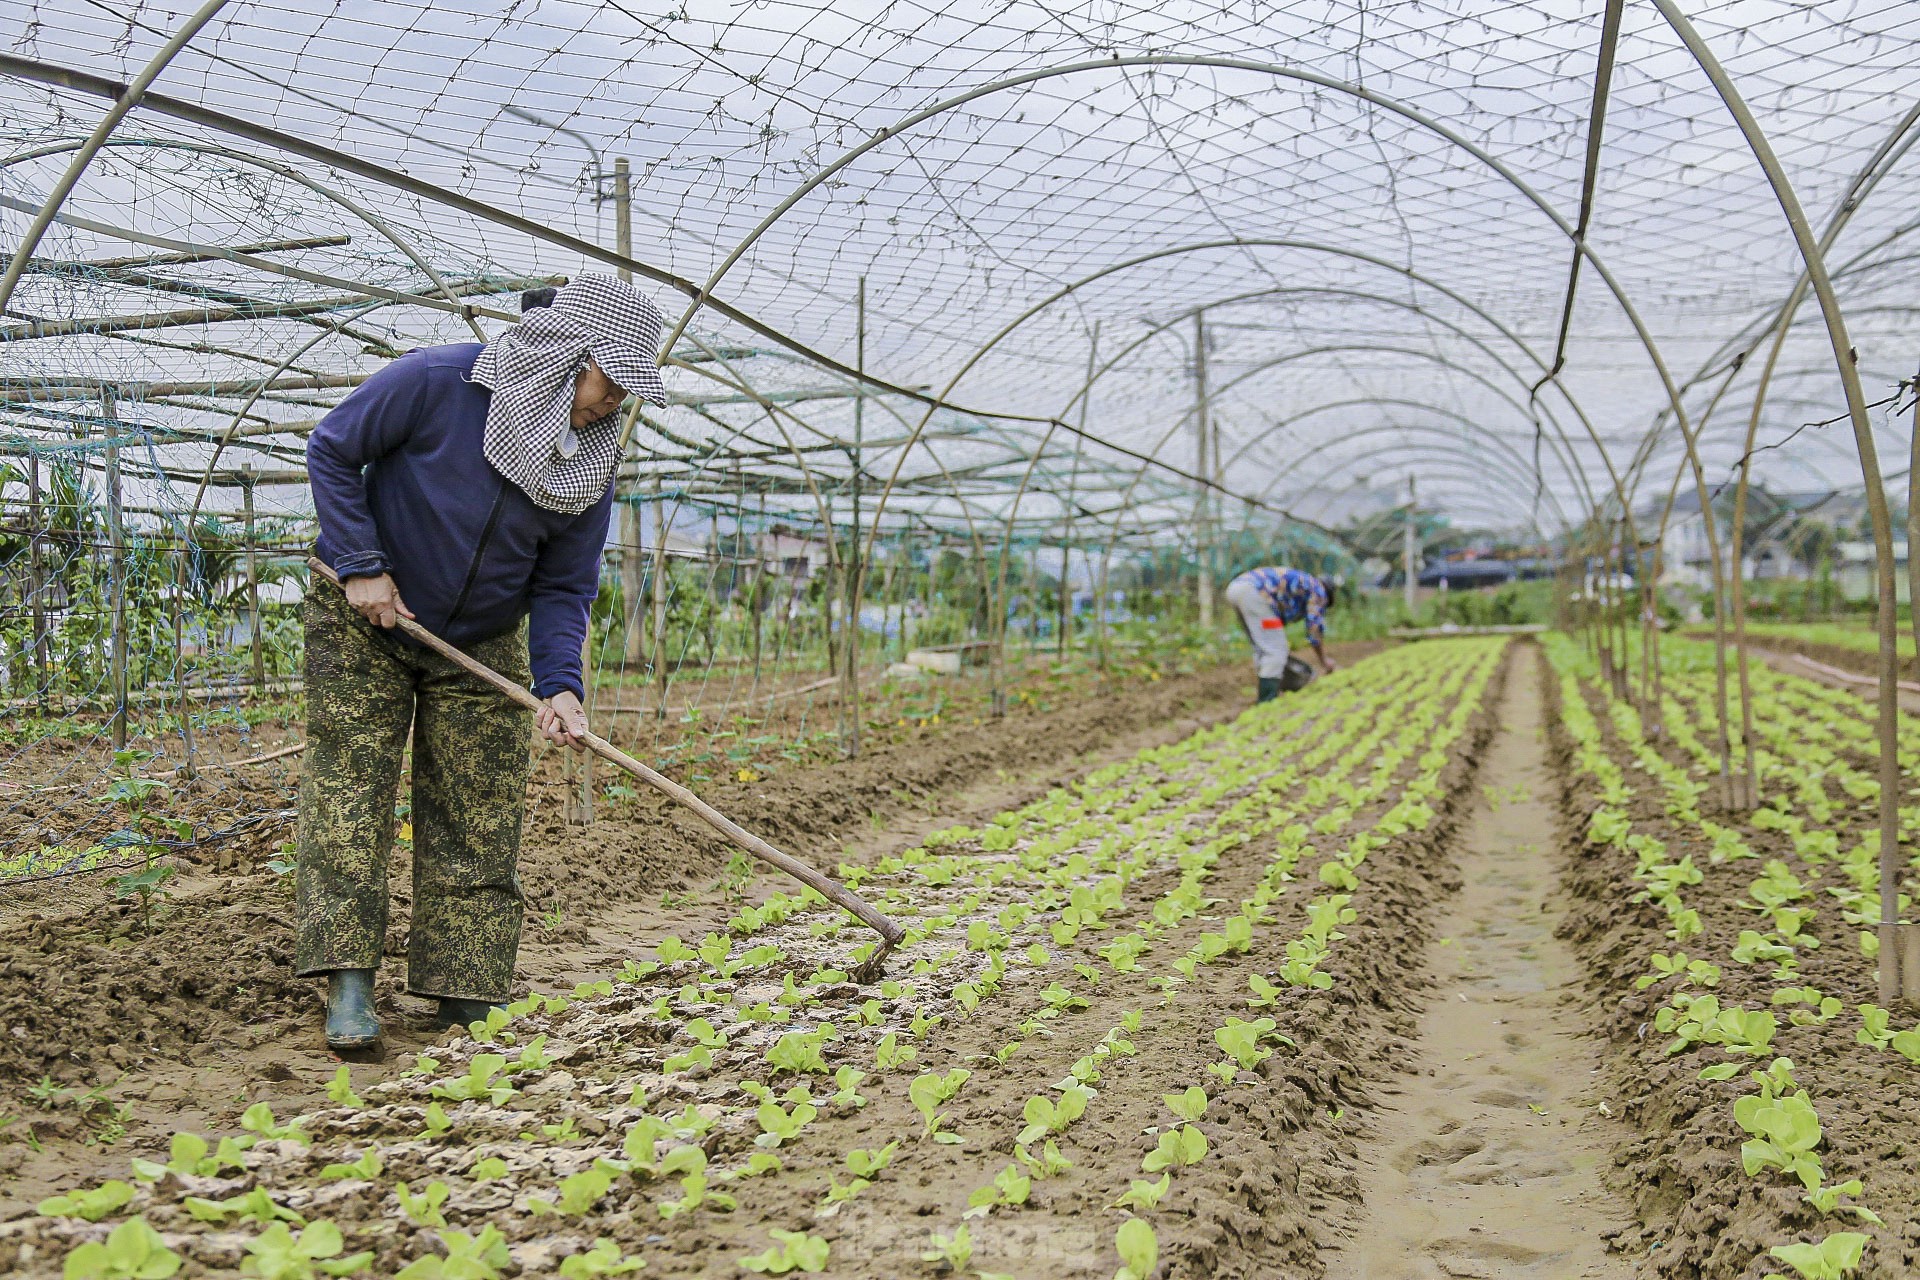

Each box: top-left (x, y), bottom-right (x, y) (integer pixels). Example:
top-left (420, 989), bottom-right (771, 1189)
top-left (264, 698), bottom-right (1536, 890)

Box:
top-left (308, 343), bottom-right (612, 700)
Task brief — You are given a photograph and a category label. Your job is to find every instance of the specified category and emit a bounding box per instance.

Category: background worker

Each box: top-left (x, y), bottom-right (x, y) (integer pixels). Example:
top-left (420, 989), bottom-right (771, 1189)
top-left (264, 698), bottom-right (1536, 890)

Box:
top-left (1223, 565), bottom-right (1338, 703)
top-left (299, 275), bottom-right (668, 1051)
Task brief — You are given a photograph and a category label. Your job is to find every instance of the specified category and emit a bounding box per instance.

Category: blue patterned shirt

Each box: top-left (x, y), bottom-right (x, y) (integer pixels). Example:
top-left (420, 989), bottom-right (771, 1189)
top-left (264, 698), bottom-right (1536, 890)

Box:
top-left (1237, 566), bottom-right (1328, 646)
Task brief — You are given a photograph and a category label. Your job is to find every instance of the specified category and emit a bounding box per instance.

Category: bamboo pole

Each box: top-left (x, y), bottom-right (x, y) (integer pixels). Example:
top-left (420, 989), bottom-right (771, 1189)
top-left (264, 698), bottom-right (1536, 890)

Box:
top-left (102, 392), bottom-right (128, 752)
top-left (242, 462), bottom-right (265, 689)
top-left (652, 474), bottom-right (669, 722)
top-left (308, 558), bottom-right (905, 974)
top-left (27, 450), bottom-right (49, 713)
top-left (844, 276), bottom-right (866, 756)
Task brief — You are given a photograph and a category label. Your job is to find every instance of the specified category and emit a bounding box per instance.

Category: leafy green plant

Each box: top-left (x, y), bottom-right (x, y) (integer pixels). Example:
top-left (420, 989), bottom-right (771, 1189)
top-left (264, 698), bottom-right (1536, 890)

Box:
top-left (1111, 1171), bottom-right (1171, 1210)
top-left (58, 1216), bottom-right (181, 1280)
top-left (183, 1188), bottom-right (302, 1226)
top-left (429, 1055), bottom-right (514, 1105)
top-left (921, 1225), bottom-right (973, 1273)
top-left (1141, 1124), bottom-right (1208, 1172)
top-left (766, 1026), bottom-right (836, 1075)
top-left (317, 1149), bottom-right (383, 1181)
top-left (1163, 1087), bottom-right (1208, 1123)
top-left (39, 1179), bottom-right (135, 1222)
top-left (909, 1068), bottom-right (971, 1142)
top-left (754, 1098), bottom-right (818, 1148)
top-left (1017, 1084), bottom-right (1091, 1144)
top-left (738, 1229), bottom-right (829, 1275)
top-left (394, 1181), bottom-right (450, 1227)
top-left (1763, 1232), bottom-right (1869, 1280)
top-left (240, 1221), bottom-right (373, 1279)
top-left (1114, 1218), bottom-right (1158, 1280)
top-left (393, 1226), bottom-right (512, 1280)
top-left (324, 1067), bottom-right (364, 1109)
top-left (963, 1163), bottom-right (1032, 1218)
top-left (556, 1238), bottom-right (647, 1278)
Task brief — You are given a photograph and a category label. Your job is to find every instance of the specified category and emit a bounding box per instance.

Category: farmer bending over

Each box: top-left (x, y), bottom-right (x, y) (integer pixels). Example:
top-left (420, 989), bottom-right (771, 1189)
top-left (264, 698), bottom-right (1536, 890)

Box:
top-left (1223, 565), bottom-right (1337, 704)
top-left (299, 276), bottom-right (667, 1051)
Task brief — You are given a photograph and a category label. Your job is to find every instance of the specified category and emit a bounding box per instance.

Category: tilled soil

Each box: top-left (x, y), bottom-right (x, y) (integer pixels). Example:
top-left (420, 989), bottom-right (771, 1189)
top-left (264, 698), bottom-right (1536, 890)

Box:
top-left (0, 638), bottom-right (1473, 1279)
top-left (0, 650), bottom-right (1325, 1208)
top-left (1545, 651), bottom-right (1920, 1279)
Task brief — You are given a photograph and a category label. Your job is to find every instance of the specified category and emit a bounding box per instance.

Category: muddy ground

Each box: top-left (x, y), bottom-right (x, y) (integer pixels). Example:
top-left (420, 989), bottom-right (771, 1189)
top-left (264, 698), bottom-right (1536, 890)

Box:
top-left (0, 646), bottom-right (1386, 1213)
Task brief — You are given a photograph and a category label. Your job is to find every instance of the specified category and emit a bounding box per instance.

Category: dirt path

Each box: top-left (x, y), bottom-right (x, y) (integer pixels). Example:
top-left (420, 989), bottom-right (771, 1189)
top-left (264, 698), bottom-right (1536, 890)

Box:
top-left (1325, 644), bottom-right (1637, 1280)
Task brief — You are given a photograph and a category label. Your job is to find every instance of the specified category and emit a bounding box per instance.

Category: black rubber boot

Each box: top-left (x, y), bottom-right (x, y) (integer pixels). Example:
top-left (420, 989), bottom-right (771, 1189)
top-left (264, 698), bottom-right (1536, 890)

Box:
top-left (1256, 676), bottom-right (1283, 704)
top-left (434, 997), bottom-right (506, 1031)
top-left (324, 969), bottom-right (381, 1051)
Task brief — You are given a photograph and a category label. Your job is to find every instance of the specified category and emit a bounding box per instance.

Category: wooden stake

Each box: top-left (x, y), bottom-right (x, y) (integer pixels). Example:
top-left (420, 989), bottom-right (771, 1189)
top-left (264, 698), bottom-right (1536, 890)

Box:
top-left (308, 558), bottom-right (905, 975)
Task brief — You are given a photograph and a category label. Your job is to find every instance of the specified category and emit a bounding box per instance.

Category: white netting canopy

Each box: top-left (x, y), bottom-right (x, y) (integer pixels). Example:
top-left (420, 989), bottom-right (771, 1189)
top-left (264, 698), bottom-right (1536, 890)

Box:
top-left (5, 0), bottom-right (1918, 542)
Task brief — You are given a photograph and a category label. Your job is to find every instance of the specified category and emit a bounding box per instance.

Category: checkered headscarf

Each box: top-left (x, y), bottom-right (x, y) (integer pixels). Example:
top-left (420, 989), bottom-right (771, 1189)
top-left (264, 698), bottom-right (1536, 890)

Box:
top-left (468, 274), bottom-right (668, 514)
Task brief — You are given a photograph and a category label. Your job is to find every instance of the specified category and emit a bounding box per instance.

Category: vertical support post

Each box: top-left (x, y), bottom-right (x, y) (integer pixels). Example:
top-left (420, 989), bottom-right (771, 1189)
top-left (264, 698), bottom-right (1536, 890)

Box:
top-left (27, 449), bottom-right (49, 713)
top-left (613, 158), bottom-right (632, 284)
top-left (621, 497), bottom-right (646, 666)
top-left (752, 488), bottom-right (766, 687)
top-left (573, 156), bottom-right (631, 823)
top-left (241, 462), bottom-right (265, 690)
top-left (652, 474), bottom-right (669, 722)
top-left (1403, 473), bottom-right (1417, 618)
top-left (1194, 313), bottom-right (1213, 630)
top-left (844, 276), bottom-right (865, 756)
top-left (1062, 322), bottom-right (1097, 660)
top-left (102, 391), bottom-right (128, 753)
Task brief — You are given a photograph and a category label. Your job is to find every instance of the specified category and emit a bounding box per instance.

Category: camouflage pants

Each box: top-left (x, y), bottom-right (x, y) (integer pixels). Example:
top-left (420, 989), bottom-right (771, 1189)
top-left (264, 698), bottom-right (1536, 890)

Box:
top-left (293, 581), bottom-right (533, 1001)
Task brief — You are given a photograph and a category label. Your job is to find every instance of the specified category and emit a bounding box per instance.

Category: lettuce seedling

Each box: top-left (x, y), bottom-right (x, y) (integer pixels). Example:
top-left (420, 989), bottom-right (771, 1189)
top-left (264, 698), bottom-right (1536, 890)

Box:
top-left (419, 1103), bottom-right (453, 1139)
top-left (38, 1179), bottom-right (134, 1222)
top-left (325, 1067), bottom-right (364, 1109)
top-left (1735, 1092), bottom-right (1825, 1191)
top-left (469, 1156), bottom-right (508, 1182)
top-left (831, 1066), bottom-right (868, 1108)
top-left (430, 1055), bottom-right (514, 1105)
top-left (556, 1238), bottom-right (647, 1278)
top-left (57, 1217), bottom-right (180, 1280)
top-left (1015, 1139), bottom-right (1072, 1179)
top-left (963, 1163), bottom-right (1032, 1219)
top-left (875, 1033), bottom-right (918, 1071)
top-left (394, 1181), bottom-right (450, 1228)
top-left (184, 1188), bottom-right (303, 1226)
top-left (392, 1226), bottom-right (511, 1280)
top-left (920, 1225), bottom-right (972, 1273)
top-left (766, 1026), bottom-right (837, 1074)
top-left (1803, 1179), bottom-right (1883, 1225)
top-left (1763, 1231), bottom-right (1869, 1280)
top-left (739, 1229), bottom-right (829, 1275)
top-left (241, 1221), bottom-right (373, 1280)
top-left (1215, 1016), bottom-right (1289, 1071)
top-left (532, 1162), bottom-right (624, 1217)
top-left (909, 1068), bottom-right (972, 1142)
top-left (1164, 1087), bottom-right (1208, 1123)
top-left (1114, 1218), bottom-right (1158, 1280)
top-left (754, 1099), bottom-right (818, 1148)
top-left (1141, 1124), bottom-right (1208, 1172)
top-left (317, 1149), bottom-right (384, 1181)
top-left (240, 1103), bottom-right (308, 1145)
top-left (1111, 1172), bottom-right (1171, 1210)
top-left (846, 1140), bottom-right (899, 1178)
top-left (1017, 1083), bottom-right (1091, 1144)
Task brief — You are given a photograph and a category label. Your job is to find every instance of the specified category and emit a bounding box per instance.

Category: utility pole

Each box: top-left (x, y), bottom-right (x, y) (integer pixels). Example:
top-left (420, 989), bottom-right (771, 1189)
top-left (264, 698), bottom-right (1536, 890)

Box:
top-left (1403, 473), bottom-right (1418, 618)
top-left (1194, 313), bottom-right (1213, 630)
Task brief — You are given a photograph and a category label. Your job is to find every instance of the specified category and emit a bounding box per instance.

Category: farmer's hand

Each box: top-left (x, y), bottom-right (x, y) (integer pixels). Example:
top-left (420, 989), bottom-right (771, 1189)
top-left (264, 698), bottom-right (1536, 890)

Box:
top-left (538, 691), bottom-right (589, 752)
top-left (345, 573), bottom-right (413, 629)
top-left (1321, 656), bottom-right (1339, 674)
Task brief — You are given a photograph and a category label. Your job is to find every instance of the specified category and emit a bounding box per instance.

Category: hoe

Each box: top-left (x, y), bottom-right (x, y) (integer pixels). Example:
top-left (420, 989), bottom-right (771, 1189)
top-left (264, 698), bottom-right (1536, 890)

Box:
top-left (309, 559), bottom-right (907, 981)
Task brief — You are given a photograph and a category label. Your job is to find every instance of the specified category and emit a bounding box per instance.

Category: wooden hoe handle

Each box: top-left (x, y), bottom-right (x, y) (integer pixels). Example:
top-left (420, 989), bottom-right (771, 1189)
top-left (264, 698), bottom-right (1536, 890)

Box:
top-left (307, 559), bottom-right (907, 976)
